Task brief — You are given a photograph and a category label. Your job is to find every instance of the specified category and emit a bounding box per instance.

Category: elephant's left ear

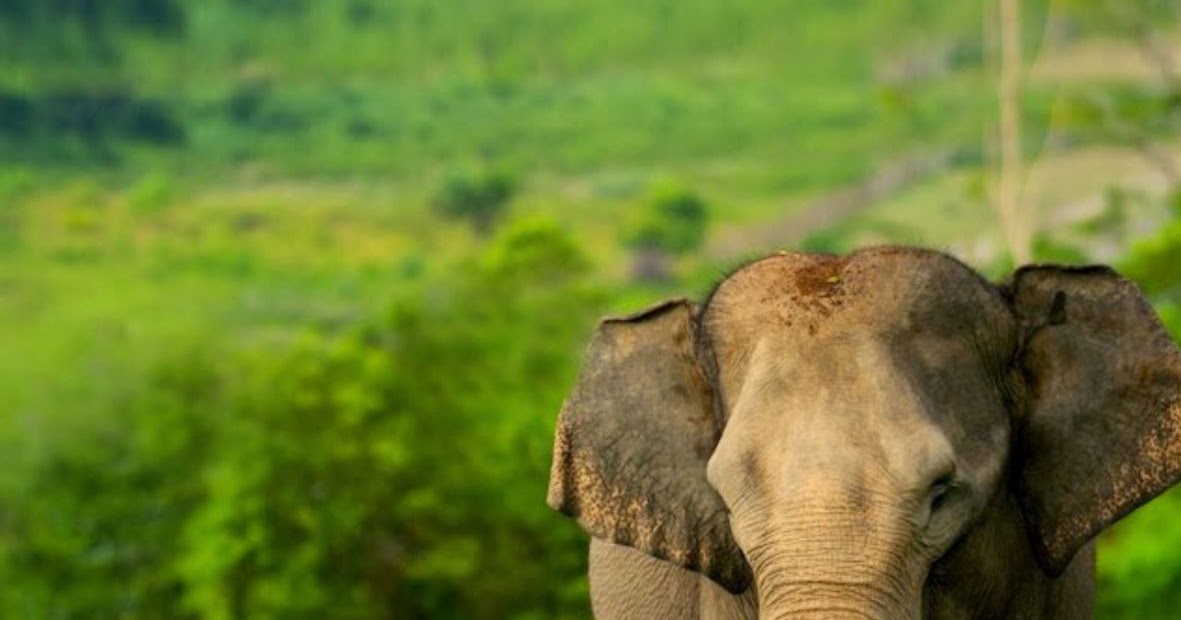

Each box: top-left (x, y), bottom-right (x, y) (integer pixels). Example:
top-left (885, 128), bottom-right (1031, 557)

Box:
top-left (1008, 265), bottom-right (1181, 575)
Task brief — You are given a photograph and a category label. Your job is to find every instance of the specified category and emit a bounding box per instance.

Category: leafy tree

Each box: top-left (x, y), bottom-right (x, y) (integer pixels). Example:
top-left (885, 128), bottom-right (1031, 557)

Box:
top-left (431, 170), bottom-right (516, 237)
top-left (482, 215), bottom-right (589, 283)
top-left (0, 0), bottom-right (186, 53)
top-left (177, 217), bottom-right (599, 619)
top-left (625, 182), bottom-right (710, 282)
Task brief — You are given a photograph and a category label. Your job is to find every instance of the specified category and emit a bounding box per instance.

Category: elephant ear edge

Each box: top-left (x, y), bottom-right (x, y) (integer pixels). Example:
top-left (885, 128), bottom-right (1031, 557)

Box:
top-left (547, 298), bottom-right (752, 593)
top-left (1008, 265), bottom-right (1181, 575)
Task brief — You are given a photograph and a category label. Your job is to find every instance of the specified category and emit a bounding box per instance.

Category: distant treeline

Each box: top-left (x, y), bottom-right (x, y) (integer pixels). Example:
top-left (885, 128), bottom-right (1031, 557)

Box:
top-left (0, 89), bottom-right (182, 144)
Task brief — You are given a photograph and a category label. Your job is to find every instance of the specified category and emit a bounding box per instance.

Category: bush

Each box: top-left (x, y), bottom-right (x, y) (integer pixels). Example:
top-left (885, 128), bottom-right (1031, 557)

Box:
top-left (430, 170), bottom-right (517, 237)
top-left (1120, 220), bottom-right (1181, 300)
top-left (0, 344), bottom-right (220, 619)
top-left (625, 182), bottom-right (709, 255)
top-left (624, 181), bottom-right (710, 282)
top-left (0, 220), bottom-right (601, 619)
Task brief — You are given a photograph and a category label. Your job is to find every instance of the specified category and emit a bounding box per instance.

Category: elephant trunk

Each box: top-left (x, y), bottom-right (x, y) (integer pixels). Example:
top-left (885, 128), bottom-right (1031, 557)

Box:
top-left (745, 497), bottom-right (924, 620)
top-left (756, 580), bottom-right (919, 620)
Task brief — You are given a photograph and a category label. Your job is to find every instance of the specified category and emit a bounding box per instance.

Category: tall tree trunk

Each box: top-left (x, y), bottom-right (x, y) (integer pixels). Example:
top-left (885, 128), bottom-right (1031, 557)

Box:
top-left (997, 0), bottom-right (1032, 264)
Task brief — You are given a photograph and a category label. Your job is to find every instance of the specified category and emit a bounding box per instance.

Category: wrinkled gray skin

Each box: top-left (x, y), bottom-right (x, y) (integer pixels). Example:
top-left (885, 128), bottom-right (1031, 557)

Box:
top-left (548, 248), bottom-right (1181, 620)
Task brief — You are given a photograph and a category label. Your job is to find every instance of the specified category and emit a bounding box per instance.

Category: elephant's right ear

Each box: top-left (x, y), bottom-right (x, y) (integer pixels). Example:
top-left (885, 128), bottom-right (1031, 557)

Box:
top-left (547, 298), bottom-right (751, 593)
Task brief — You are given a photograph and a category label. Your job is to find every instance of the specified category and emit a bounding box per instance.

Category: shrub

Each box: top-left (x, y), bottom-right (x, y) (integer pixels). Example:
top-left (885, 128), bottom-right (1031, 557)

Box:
top-left (430, 170), bottom-right (517, 237)
top-left (0, 220), bottom-right (601, 619)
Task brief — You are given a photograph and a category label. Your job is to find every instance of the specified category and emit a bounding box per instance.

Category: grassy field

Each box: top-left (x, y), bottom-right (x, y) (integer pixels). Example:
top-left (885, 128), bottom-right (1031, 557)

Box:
top-left (0, 0), bottom-right (1001, 426)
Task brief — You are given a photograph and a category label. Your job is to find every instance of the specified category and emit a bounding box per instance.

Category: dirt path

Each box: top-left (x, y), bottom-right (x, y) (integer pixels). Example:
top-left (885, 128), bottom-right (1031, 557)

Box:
top-left (709, 151), bottom-right (956, 257)
top-left (711, 142), bottom-right (1178, 266)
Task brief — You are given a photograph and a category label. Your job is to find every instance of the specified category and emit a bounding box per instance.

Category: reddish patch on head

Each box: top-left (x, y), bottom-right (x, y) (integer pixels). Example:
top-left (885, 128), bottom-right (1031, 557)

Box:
top-left (712, 253), bottom-right (855, 338)
top-left (788, 256), bottom-right (848, 325)
top-left (793, 256), bottom-right (846, 299)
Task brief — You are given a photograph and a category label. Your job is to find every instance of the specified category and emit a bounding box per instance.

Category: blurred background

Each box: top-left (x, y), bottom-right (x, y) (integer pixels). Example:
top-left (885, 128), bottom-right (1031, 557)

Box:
top-left (1, 0), bottom-right (1180, 618)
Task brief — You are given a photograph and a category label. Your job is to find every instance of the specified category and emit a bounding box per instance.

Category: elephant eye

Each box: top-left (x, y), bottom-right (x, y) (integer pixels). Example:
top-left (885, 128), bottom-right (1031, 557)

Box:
top-left (929, 481), bottom-right (953, 513)
top-left (923, 469), bottom-right (971, 546)
top-left (927, 473), bottom-right (958, 516)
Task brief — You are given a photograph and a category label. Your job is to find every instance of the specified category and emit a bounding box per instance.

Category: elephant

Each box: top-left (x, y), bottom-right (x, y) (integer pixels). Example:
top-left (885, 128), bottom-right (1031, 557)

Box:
top-left (547, 247), bottom-right (1181, 620)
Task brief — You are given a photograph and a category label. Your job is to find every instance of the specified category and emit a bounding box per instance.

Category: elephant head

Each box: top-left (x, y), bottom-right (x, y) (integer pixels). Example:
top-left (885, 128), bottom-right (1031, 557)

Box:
top-left (548, 247), bottom-right (1181, 619)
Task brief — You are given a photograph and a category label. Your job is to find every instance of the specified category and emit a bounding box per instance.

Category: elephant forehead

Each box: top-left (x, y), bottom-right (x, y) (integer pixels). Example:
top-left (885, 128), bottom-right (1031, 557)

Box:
top-left (703, 247), bottom-right (1008, 343)
top-left (701, 248), bottom-right (1017, 412)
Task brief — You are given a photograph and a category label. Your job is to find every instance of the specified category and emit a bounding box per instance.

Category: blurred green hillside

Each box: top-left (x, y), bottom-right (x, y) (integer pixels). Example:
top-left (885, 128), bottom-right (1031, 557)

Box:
top-left (2, 0), bottom-right (1181, 618)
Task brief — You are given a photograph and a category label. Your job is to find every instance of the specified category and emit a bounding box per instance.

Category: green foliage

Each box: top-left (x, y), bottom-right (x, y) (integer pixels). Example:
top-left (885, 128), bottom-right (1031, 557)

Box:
top-left (1169, 188), bottom-right (1181, 220)
top-left (1055, 0), bottom-right (1180, 37)
top-left (234, 0), bottom-right (309, 14)
top-left (0, 88), bottom-right (185, 161)
top-left (0, 0), bottom-right (994, 193)
top-left (0, 0), bottom-right (186, 35)
top-left (625, 182), bottom-right (709, 255)
top-left (1058, 86), bottom-right (1181, 147)
top-left (482, 216), bottom-right (590, 282)
top-left (1120, 220), bottom-right (1181, 299)
top-left (0, 343), bottom-right (219, 619)
top-left (0, 0), bottom-right (185, 72)
top-left (1031, 233), bottom-right (1090, 264)
top-left (431, 170), bottom-right (517, 237)
top-left (179, 219), bottom-right (599, 619)
top-left (1098, 487), bottom-right (1181, 619)
top-left (1049, 0), bottom-right (1181, 175)
top-left (1076, 187), bottom-right (1132, 237)
top-left (801, 225), bottom-right (856, 254)
top-left (0, 220), bottom-right (600, 619)
top-left (128, 172), bottom-right (175, 212)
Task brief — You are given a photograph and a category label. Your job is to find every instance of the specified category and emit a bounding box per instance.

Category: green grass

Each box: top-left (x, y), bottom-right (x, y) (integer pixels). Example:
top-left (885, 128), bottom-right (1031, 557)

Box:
top-left (2, 0), bottom-right (995, 189)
